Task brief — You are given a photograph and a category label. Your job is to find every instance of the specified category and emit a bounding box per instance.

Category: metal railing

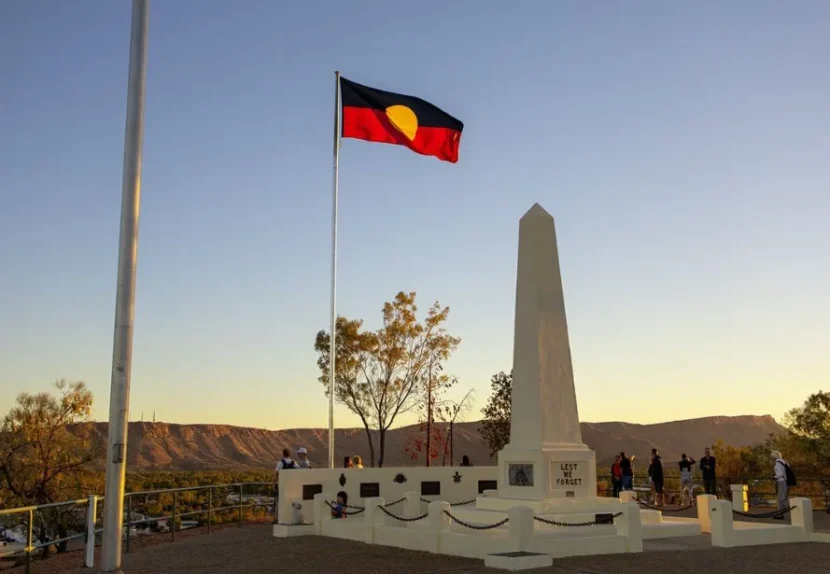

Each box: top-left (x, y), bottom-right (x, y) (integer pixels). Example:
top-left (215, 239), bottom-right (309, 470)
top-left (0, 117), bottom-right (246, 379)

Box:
top-left (595, 474), bottom-right (830, 509)
top-left (0, 482), bottom-right (276, 572)
top-left (0, 498), bottom-right (94, 573)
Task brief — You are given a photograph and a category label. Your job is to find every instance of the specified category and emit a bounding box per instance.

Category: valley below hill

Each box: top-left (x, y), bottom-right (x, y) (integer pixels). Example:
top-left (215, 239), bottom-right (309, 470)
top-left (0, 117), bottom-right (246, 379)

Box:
top-left (72, 415), bottom-right (784, 471)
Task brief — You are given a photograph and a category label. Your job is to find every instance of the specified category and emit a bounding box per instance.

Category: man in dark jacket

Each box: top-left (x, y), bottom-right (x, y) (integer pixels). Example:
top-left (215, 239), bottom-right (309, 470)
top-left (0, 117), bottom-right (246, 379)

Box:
top-left (649, 448), bottom-right (665, 506)
top-left (700, 447), bottom-right (717, 496)
top-left (619, 452), bottom-right (633, 491)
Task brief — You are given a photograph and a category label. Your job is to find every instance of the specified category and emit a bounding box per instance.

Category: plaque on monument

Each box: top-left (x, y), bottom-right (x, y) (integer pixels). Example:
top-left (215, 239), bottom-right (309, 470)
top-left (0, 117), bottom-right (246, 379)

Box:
top-left (508, 463), bottom-right (534, 487)
top-left (302, 484), bottom-right (323, 500)
top-left (551, 462), bottom-right (586, 489)
top-left (420, 481), bottom-right (441, 496)
top-left (478, 480), bottom-right (497, 494)
top-left (359, 482), bottom-right (380, 498)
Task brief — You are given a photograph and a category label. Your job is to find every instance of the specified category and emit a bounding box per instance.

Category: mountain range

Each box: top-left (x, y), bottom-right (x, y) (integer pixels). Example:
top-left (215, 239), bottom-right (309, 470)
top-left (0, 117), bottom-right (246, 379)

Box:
top-left (71, 415), bottom-right (784, 471)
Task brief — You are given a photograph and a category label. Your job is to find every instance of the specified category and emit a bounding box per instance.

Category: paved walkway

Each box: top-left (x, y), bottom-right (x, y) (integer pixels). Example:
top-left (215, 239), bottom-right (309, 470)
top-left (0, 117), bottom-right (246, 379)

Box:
top-left (57, 522), bottom-right (829, 574)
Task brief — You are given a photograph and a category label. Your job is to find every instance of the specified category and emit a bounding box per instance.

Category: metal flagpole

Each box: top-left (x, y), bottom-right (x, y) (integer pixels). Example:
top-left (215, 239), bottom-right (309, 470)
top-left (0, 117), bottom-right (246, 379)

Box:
top-left (101, 1), bottom-right (149, 571)
top-left (328, 71), bottom-right (342, 469)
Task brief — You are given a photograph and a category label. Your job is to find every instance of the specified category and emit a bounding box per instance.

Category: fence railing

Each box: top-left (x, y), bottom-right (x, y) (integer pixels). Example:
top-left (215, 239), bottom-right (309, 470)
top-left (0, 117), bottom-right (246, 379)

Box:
top-left (596, 475), bottom-right (830, 509)
top-left (0, 482), bottom-right (276, 572)
top-left (3, 474), bottom-right (828, 570)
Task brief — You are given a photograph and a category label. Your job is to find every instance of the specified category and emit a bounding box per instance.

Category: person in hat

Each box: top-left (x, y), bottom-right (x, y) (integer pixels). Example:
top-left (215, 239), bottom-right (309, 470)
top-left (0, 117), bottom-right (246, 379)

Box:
top-left (296, 447), bottom-right (311, 469)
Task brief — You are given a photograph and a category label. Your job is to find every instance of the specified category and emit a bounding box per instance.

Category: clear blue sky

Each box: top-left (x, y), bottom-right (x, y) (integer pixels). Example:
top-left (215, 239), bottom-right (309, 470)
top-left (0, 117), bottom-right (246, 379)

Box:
top-left (2, 1), bottom-right (829, 431)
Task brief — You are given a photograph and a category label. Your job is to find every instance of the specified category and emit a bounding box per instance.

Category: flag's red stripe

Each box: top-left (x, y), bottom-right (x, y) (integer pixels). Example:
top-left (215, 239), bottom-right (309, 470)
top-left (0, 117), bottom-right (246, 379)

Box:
top-left (342, 106), bottom-right (461, 163)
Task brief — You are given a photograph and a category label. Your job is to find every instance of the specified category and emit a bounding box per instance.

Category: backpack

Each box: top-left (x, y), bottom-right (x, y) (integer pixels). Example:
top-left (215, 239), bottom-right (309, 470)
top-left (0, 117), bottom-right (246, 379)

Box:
top-left (281, 458), bottom-right (297, 470)
top-left (783, 461), bottom-right (797, 487)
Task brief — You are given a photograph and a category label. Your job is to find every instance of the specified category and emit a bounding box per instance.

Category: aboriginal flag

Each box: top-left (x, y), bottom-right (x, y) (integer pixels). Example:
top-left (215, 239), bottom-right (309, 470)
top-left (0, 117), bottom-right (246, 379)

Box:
top-left (340, 77), bottom-right (464, 163)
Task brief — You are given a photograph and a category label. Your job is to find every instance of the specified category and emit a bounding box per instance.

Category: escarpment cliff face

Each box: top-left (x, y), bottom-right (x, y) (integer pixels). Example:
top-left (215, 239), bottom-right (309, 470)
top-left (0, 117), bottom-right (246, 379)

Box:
top-left (71, 415), bottom-right (783, 470)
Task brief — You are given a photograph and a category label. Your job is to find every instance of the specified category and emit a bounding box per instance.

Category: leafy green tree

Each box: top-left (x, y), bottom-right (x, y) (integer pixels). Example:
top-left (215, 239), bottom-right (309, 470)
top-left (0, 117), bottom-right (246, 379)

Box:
top-left (0, 380), bottom-right (101, 506)
top-left (315, 291), bottom-right (460, 467)
top-left (711, 439), bottom-right (769, 478)
top-left (479, 371), bottom-right (512, 457)
top-left (0, 380), bottom-right (102, 553)
top-left (783, 391), bottom-right (830, 475)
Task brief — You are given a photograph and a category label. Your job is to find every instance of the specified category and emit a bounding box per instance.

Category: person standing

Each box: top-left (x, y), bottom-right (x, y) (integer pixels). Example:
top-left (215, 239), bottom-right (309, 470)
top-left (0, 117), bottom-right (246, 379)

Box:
top-left (772, 450), bottom-right (794, 518)
top-left (275, 448), bottom-right (296, 474)
top-left (620, 452), bottom-right (634, 491)
top-left (351, 455), bottom-right (364, 469)
top-left (649, 449), bottom-right (665, 506)
top-left (678, 453), bottom-right (696, 506)
top-left (611, 455), bottom-right (623, 498)
top-left (273, 448), bottom-right (296, 516)
top-left (295, 447), bottom-right (311, 469)
top-left (700, 447), bottom-right (717, 496)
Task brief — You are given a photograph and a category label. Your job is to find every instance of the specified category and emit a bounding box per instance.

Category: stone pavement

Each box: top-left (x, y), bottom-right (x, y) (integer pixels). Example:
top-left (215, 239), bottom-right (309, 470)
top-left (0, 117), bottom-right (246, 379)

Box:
top-left (56, 522), bottom-right (829, 574)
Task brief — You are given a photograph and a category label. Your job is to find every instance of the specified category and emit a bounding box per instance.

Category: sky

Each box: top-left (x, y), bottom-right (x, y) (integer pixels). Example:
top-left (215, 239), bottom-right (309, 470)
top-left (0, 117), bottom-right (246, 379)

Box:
top-left (1, 1), bottom-right (829, 433)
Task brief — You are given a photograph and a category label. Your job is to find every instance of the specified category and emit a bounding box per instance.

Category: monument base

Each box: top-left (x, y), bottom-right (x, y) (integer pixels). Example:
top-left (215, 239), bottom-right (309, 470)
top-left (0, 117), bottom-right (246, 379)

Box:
top-left (474, 496), bottom-right (619, 515)
top-left (496, 445), bottom-right (597, 501)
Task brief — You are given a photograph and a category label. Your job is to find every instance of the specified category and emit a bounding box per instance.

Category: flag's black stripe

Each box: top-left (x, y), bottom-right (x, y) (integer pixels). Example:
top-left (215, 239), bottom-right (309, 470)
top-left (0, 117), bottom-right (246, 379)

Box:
top-left (340, 77), bottom-right (463, 131)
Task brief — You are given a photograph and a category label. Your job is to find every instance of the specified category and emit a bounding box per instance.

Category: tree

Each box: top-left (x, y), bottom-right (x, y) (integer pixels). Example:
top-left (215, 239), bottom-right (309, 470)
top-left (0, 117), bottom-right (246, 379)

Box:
top-left (315, 291), bottom-right (461, 467)
top-left (439, 388), bottom-right (475, 466)
top-left (405, 387), bottom-right (475, 466)
top-left (479, 371), bottom-right (512, 457)
top-left (783, 391), bottom-right (830, 476)
top-left (315, 317), bottom-right (377, 465)
top-left (404, 419), bottom-right (447, 466)
top-left (0, 380), bottom-right (102, 553)
top-left (711, 439), bottom-right (768, 479)
top-left (421, 364), bottom-right (459, 468)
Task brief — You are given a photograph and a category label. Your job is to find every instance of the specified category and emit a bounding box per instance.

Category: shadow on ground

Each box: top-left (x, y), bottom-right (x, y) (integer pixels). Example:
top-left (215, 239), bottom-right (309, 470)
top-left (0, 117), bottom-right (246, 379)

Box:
top-left (51, 520), bottom-right (830, 574)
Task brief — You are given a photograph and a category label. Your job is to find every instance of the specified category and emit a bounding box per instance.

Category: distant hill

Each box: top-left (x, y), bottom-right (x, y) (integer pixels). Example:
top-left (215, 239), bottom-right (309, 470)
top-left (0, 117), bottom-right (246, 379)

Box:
top-left (71, 415), bottom-right (784, 471)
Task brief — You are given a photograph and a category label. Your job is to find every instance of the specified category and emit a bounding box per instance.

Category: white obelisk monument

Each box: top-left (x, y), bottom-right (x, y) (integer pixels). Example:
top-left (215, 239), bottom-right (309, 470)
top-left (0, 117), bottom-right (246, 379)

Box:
top-left (492, 204), bottom-right (597, 504)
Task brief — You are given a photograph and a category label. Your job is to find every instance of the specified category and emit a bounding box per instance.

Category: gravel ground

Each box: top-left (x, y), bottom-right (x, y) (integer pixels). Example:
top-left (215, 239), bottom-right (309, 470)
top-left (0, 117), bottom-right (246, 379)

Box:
top-left (3, 509), bottom-right (828, 573)
top-left (63, 516), bottom-right (830, 574)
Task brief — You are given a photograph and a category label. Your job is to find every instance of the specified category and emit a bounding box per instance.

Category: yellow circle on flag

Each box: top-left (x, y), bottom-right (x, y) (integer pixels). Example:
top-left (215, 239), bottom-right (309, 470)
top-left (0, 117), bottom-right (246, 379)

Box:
top-left (385, 105), bottom-right (418, 141)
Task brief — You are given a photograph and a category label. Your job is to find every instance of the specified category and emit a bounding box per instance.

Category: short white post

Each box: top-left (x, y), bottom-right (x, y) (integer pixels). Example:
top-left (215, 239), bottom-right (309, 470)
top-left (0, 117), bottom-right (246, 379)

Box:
top-left (709, 499), bottom-right (735, 548)
top-left (313, 493), bottom-right (332, 535)
top-left (85, 495), bottom-right (98, 568)
top-left (730, 484), bottom-right (748, 512)
top-left (507, 506), bottom-right (534, 552)
top-left (404, 491), bottom-right (421, 518)
top-left (614, 501), bottom-right (643, 552)
top-left (426, 501), bottom-right (451, 554)
top-left (696, 494), bottom-right (716, 533)
top-left (789, 497), bottom-right (813, 540)
top-left (363, 497), bottom-right (385, 543)
top-left (619, 491), bottom-right (637, 504)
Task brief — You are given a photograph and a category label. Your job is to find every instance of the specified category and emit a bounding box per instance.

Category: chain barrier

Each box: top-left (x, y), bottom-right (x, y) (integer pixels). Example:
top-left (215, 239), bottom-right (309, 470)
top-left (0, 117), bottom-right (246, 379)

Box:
top-left (420, 497), bottom-right (478, 506)
top-left (336, 497), bottom-right (406, 511)
top-left (731, 506), bottom-right (795, 519)
top-left (376, 505), bottom-right (429, 522)
top-left (324, 501), bottom-right (365, 516)
top-left (533, 512), bottom-right (624, 527)
top-left (635, 499), bottom-right (695, 512)
top-left (442, 509), bottom-right (509, 530)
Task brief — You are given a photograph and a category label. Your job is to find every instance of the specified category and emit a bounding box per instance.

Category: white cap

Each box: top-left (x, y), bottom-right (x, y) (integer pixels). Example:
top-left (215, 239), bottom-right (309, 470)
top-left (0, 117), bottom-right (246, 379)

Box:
top-left (297, 447), bottom-right (307, 454)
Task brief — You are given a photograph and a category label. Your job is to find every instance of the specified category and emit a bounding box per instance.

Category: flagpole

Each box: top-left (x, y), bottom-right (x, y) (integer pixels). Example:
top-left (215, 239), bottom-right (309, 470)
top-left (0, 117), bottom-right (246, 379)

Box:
top-left (101, 0), bottom-right (149, 571)
top-left (328, 71), bottom-right (341, 469)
